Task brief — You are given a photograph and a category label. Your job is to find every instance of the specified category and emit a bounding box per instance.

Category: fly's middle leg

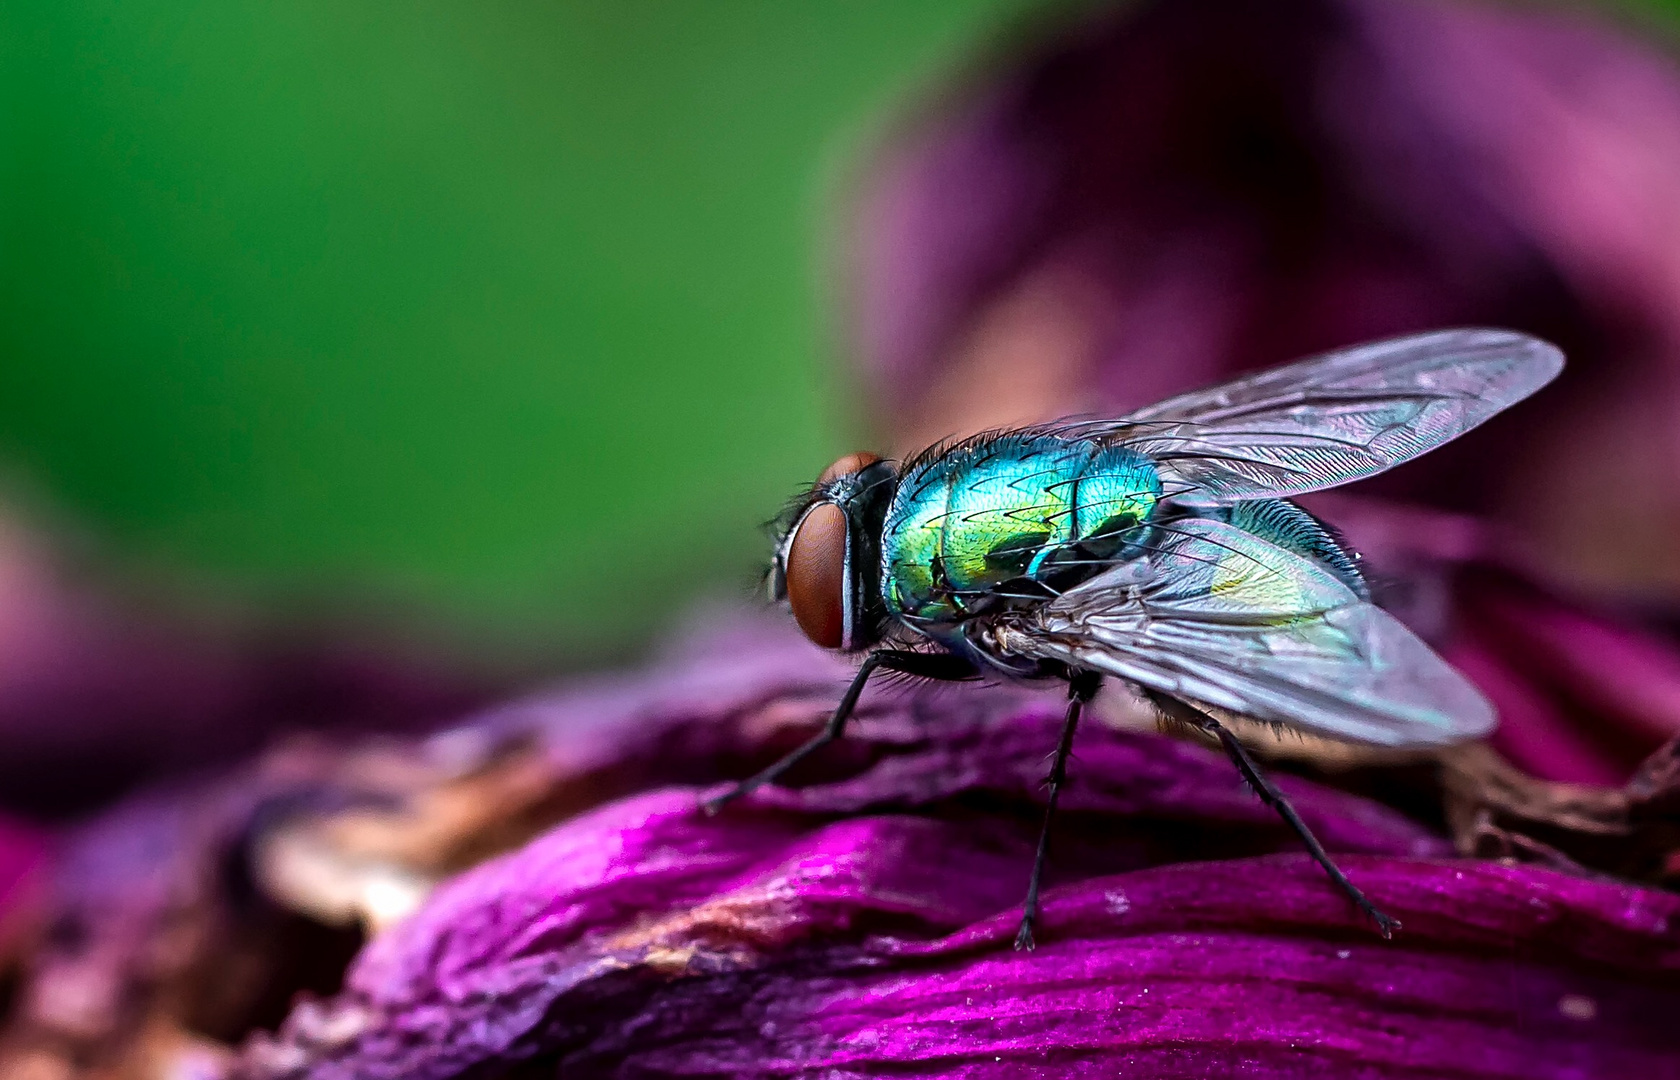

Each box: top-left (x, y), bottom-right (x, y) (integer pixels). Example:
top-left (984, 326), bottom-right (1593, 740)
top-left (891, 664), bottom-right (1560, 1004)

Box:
top-left (1147, 690), bottom-right (1400, 939)
top-left (1015, 669), bottom-right (1101, 951)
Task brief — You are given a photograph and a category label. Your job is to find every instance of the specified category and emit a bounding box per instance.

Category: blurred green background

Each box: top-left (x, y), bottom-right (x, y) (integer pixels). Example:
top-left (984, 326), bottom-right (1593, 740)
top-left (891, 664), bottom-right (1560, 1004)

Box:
top-left (2, 0), bottom-right (1676, 655)
top-left (0, 0), bottom-right (1043, 651)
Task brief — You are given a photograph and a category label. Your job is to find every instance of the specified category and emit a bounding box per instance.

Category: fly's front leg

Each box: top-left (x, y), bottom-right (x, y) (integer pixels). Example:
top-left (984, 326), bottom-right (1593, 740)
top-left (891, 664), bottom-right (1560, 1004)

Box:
top-left (703, 649), bottom-right (977, 815)
top-left (1147, 691), bottom-right (1400, 939)
top-left (1015, 669), bottom-right (1101, 951)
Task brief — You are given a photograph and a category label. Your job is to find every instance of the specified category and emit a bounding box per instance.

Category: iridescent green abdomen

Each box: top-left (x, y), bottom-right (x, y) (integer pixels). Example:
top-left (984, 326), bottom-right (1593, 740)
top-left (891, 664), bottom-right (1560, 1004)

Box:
top-left (881, 435), bottom-right (1162, 622)
top-left (1219, 499), bottom-right (1368, 599)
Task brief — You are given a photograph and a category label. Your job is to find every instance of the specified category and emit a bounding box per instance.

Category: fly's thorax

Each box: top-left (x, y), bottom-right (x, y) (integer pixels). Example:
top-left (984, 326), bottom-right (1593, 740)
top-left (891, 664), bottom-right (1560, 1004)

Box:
top-left (879, 435), bottom-right (1163, 624)
top-left (1070, 445), bottom-right (1165, 559)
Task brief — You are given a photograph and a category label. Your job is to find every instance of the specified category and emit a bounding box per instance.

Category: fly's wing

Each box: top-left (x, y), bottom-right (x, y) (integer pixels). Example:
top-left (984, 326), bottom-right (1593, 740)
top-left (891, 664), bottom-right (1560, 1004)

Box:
top-left (990, 518), bottom-right (1494, 746)
top-left (1056, 328), bottom-right (1562, 502)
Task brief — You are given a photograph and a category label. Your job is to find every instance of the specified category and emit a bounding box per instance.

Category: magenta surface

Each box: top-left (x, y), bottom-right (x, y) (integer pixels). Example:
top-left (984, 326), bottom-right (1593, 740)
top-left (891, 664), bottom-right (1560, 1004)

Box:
top-left (243, 653), bottom-right (1678, 1078)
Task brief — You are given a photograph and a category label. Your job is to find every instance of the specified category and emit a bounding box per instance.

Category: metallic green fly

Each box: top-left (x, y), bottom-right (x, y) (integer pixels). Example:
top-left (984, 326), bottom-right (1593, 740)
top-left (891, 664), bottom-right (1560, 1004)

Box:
top-left (706, 328), bottom-right (1564, 948)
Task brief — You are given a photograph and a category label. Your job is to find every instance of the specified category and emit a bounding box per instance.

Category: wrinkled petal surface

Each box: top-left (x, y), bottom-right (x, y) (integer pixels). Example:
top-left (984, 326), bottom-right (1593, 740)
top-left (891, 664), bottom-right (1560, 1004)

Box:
top-left (236, 682), bottom-right (1679, 1079)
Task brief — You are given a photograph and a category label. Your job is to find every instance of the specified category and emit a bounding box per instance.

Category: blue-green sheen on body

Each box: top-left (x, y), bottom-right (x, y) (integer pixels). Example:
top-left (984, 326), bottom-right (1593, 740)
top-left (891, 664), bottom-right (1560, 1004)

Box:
top-left (880, 435), bottom-right (1162, 622)
top-left (1217, 499), bottom-right (1368, 599)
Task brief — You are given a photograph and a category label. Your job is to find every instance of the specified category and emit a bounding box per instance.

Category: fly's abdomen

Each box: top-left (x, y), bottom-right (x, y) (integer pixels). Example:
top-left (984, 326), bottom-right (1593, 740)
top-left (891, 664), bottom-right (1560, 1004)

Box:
top-left (1221, 499), bottom-right (1369, 599)
top-left (881, 437), bottom-right (1162, 621)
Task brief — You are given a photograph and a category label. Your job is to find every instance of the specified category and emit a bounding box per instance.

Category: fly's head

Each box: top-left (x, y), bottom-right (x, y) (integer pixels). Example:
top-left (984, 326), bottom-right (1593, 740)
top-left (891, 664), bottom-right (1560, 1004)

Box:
top-left (768, 452), bottom-right (899, 652)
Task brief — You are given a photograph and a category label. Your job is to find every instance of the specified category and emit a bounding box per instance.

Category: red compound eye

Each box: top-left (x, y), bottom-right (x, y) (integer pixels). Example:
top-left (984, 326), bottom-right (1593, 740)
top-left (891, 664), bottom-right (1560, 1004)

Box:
top-left (785, 502), bottom-right (847, 649)
top-left (782, 452), bottom-right (882, 649)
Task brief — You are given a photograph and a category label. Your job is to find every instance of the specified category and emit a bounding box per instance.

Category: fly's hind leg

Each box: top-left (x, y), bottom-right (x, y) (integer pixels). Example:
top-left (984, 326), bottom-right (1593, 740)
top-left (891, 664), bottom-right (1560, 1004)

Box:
top-left (702, 649), bottom-right (977, 815)
top-left (1015, 669), bottom-right (1102, 951)
top-left (1146, 690), bottom-right (1400, 939)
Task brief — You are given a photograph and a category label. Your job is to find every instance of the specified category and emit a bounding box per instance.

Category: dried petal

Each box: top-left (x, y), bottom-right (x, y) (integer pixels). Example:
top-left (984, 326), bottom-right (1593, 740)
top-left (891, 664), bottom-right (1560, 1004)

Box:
top-left (240, 774), bottom-right (1678, 1078)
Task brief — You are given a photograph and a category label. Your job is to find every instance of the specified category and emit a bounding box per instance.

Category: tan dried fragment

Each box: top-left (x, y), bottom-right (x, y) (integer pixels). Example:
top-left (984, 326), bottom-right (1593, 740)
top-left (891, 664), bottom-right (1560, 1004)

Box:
top-left (1441, 736), bottom-right (1680, 886)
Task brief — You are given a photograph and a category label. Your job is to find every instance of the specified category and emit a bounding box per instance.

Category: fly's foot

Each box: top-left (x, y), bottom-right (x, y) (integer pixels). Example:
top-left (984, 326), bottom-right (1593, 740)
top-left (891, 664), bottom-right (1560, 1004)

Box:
top-left (1363, 902), bottom-right (1401, 940)
top-left (700, 781), bottom-right (754, 817)
top-left (1013, 917), bottom-right (1037, 952)
top-left (1335, 869), bottom-right (1400, 940)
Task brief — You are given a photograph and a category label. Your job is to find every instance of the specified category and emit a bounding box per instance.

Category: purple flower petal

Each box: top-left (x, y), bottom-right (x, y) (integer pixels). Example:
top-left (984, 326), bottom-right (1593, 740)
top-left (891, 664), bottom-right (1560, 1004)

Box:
top-left (242, 781), bottom-right (1679, 1078)
top-left (231, 676), bottom-right (1680, 1080)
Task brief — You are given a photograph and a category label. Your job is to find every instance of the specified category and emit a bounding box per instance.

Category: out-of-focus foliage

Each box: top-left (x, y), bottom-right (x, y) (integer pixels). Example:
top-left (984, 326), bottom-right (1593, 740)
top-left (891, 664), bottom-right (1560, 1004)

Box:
top-left (0, 0), bottom-right (1041, 647)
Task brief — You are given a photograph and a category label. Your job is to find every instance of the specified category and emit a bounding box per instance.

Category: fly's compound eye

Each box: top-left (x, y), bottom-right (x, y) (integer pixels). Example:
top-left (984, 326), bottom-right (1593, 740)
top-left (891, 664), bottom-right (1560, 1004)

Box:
top-left (818, 451), bottom-right (882, 484)
top-left (784, 501), bottom-right (848, 649)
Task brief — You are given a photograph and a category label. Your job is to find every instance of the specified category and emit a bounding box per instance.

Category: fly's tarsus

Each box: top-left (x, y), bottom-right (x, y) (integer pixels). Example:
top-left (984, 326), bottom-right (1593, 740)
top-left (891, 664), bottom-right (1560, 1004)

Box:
top-left (1014, 670), bottom-right (1102, 951)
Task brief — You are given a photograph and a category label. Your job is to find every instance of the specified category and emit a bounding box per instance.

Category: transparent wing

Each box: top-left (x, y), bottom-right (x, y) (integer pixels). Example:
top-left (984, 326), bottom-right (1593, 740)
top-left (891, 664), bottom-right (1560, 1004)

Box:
top-left (1054, 328), bottom-right (1563, 502)
top-left (990, 518), bottom-right (1494, 746)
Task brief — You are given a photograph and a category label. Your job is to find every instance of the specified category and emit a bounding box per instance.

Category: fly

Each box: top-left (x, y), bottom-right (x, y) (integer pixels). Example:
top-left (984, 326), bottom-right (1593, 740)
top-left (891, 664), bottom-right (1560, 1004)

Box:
top-left (705, 328), bottom-right (1564, 949)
